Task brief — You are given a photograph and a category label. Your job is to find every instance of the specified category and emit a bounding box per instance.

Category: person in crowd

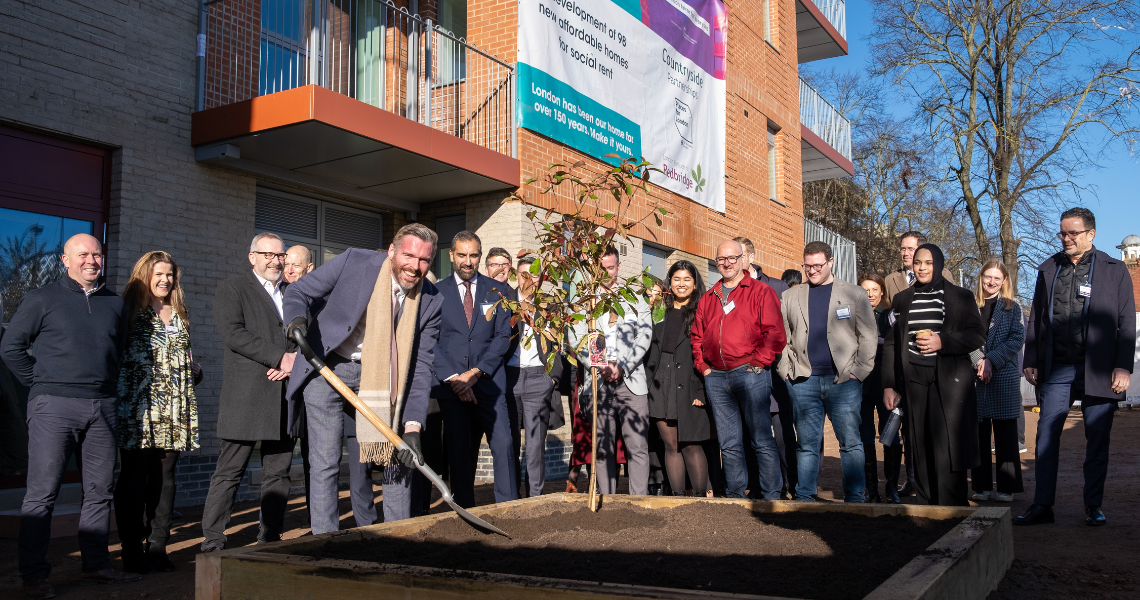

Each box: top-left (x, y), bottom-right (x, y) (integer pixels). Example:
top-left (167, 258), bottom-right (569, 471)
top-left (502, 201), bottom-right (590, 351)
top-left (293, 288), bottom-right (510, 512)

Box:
top-left (115, 252), bottom-right (202, 573)
top-left (642, 274), bottom-right (669, 495)
top-left (568, 245), bottom-right (653, 495)
top-left (969, 260), bottom-right (1025, 503)
top-left (283, 223), bottom-right (441, 531)
top-left (646, 260), bottom-right (713, 496)
top-left (201, 233), bottom-right (298, 551)
top-left (433, 231), bottom-right (516, 506)
top-left (883, 244), bottom-right (985, 507)
top-left (1, 234), bottom-right (140, 598)
top-left (735, 237), bottom-right (796, 498)
top-left (506, 255), bottom-right (564, 497)
top-left (485, 247), bottom-right (516, 296)
top-left (778, 242), bottom-right (876, 502)
top-left (857, 273), bottom-right (900, 503)
top-left (692, 239), bottom-right (787, 499)
top-left (883, 231), bottom-right (952, 497)
top-left (283, 245), bottom-right (315, 284)
top-left (781, 269), bottom-right (802, 289)
top-left (1017, 208), bottom-right (1135, 526)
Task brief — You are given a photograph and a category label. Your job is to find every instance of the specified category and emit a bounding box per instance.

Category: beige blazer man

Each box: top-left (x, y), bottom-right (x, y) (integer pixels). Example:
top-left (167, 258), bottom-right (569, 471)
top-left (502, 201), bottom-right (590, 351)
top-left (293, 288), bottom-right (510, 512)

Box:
top-left (884, 268), bottom-right (955, 305)
top-left (777, 278), bottom-right (877, 384)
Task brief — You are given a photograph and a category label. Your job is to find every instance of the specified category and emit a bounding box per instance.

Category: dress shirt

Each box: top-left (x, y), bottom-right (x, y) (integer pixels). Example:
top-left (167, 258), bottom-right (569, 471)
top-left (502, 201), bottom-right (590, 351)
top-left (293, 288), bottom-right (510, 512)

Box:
top-left (334, 277), bottom-right (404, 361)
top-left (254, 270), bottom-right (284, 319)
top-left (508, 321), bottom-right (545, 368)
top-left (455, 272), bottom-right (476, 301)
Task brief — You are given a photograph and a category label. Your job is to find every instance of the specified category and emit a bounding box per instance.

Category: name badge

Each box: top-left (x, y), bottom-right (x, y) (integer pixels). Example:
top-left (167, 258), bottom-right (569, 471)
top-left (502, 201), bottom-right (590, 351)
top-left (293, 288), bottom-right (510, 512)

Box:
top-left (836, 306), bottom-right (852, 319)
top-left (1078, 284), bottom-right (1092, 297)
top-left (481, 303), bottom-right (496, 315)
top-left (723, 300), bottom-right (736, 315)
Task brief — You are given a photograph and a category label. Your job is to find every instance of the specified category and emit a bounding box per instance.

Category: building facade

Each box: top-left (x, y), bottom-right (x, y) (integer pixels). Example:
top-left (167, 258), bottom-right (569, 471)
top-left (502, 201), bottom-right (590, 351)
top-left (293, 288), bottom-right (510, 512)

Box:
top-left (0, 0), bottom-right (851, 506)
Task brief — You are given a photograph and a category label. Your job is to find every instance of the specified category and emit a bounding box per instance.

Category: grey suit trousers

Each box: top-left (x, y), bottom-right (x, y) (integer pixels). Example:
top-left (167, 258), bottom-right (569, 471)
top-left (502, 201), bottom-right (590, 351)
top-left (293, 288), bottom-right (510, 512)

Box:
top-left (596, 380), bottom-right (650, 495)
top-left (509, 366), bottom-right (555, 497)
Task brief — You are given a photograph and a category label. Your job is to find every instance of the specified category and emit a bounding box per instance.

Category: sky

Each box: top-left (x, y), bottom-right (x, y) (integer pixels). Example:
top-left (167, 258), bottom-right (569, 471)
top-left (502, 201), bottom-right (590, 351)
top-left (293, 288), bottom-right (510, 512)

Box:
top-left (829, 0), bottom-right (1140, 259)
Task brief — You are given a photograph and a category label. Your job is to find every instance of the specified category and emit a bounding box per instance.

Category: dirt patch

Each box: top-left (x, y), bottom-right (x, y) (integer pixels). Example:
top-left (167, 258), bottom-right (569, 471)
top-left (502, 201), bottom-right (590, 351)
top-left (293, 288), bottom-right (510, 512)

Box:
top-left (298, 502), bottom-right (962, 599)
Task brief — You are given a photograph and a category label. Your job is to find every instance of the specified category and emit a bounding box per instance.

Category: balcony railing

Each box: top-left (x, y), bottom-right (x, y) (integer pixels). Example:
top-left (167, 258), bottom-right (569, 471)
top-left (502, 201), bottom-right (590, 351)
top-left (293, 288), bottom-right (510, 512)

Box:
top-left (814, 0), bottom-right (846, 39)
top-left (198, 0), bottom-right (515, 157)
top-left (799, 77), bottom-right (851, 160)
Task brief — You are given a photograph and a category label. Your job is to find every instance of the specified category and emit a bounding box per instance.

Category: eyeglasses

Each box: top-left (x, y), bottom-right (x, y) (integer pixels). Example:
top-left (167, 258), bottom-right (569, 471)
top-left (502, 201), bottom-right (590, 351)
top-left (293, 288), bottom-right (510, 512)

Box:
top-left (252, 251), bottom-right (286, 261)
top-left (1057, 229), bottom-right (1091, 240)
top-left (715, 254), bottom-right (743, 265)
top-left (486, 261), bottom-right (511, 268)
top-left (802, 263), bottom-right (828, 273)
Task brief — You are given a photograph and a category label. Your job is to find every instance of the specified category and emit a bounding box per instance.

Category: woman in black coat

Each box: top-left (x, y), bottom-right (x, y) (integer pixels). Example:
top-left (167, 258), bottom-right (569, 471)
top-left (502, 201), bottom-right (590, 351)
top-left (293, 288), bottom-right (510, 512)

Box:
top-left (857, 272), bottom-right (903, 503)
top-left (645, 260), bottom-right (713, 496)
top-left (883, 245), bottom-right (986, 506)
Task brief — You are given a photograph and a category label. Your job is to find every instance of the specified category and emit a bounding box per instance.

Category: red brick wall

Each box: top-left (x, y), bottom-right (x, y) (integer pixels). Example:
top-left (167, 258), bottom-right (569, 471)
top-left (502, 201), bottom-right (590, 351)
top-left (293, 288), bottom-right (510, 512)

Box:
top-left (1128, 260), bottom-right (1140, 310)
top-left (465, 0), bottom-right (804, 273)
top-left (205, 0), bottom-right (261, 109)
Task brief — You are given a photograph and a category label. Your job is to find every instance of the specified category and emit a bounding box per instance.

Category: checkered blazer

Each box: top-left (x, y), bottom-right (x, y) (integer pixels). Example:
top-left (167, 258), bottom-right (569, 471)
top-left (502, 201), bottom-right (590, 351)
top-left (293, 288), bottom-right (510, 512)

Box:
top-left (971, 301), bottom-right (1025, 420)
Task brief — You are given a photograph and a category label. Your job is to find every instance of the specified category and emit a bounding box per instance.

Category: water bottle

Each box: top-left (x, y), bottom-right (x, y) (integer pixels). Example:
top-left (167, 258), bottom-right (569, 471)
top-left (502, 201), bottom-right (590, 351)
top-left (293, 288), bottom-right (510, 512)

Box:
top-left (880, 407), bottom-right (903, 446)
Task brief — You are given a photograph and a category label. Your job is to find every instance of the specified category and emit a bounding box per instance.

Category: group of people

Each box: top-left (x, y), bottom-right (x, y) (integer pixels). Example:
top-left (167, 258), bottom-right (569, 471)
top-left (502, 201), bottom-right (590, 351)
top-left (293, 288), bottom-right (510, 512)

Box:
top-left (2, 207), bottom-right (1133, 599)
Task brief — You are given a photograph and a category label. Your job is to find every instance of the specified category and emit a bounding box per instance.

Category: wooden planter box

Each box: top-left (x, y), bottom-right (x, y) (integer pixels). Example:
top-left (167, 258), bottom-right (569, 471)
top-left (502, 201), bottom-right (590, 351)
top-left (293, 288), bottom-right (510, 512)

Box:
top-left (195, 494), bottom-right (1013, 600)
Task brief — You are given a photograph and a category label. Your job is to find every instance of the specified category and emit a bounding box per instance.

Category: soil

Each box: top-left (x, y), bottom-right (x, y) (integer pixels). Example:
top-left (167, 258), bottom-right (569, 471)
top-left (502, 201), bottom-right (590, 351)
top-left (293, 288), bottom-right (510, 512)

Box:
top-left (298, 501), bottom-right (962, 599)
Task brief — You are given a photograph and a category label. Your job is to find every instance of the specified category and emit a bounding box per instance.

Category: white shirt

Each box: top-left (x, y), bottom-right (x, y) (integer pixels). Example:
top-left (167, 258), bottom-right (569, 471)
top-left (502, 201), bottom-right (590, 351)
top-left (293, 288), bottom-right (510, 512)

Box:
top-left (254, 270), bottom-right (284, 319)
top-left (454, 272), bottom-right (477, 301)
top-left (508, 320), bottom-right (545, 368)
top-left (335, 277), bottom-right (405, 361)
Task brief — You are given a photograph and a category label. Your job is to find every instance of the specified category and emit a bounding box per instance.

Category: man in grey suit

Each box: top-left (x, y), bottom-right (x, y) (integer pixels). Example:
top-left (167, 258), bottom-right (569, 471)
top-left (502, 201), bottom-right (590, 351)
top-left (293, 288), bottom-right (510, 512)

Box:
top-left (202, 232), bottom-right (298, 551)
top-left (283, 224), bottom-right (442, 533)
top-left (568, 245), bottom-right (653, 495)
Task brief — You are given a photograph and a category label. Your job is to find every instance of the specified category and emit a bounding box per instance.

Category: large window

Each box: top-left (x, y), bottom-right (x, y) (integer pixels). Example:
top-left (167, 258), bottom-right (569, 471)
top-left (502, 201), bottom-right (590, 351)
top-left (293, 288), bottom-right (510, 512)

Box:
top-left (432, 214), bottom-right (466, 280)
top-left (642, 244), bottom-right (668, 281)
top-left (254, 187), bottom-right (385, 266)
top-left (437, 0), bottom-right (468, 84)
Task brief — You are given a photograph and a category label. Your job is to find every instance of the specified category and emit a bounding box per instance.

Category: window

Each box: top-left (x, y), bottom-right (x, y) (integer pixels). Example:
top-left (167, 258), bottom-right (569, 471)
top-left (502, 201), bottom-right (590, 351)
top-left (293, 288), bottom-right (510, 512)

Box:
top-left (437, 0), bottom-right (468, 84)
top-left (642, 245), bottom-right (668, 281)
top-left (767, 128), bottom-right (778, 201)
top-left (254, 187), bottom-right (385, 267)
top-left (708, 260), bottom-right (722, 286)
top-left (432, 214), bottom-right (466, 279)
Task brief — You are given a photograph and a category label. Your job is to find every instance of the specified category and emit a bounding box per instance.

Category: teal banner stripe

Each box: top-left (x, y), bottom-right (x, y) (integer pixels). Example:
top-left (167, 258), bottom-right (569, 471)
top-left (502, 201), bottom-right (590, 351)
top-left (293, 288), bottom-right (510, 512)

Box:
top-left (610, 0), bottom-right (641, 19)
top-left (517, 63), bottom-right (642, 165)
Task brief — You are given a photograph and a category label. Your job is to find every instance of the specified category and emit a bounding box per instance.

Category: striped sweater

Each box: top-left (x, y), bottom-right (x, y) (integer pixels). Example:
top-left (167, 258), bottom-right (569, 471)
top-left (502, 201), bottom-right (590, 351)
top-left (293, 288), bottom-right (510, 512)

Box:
top-left (906, 288), bottom-right (944, 366)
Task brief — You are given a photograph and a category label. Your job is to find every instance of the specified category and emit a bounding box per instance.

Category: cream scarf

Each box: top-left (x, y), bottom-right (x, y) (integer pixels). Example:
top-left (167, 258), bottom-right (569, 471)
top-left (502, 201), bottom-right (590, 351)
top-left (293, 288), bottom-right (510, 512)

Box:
top-left (357, 258), bottom-right (421, 465)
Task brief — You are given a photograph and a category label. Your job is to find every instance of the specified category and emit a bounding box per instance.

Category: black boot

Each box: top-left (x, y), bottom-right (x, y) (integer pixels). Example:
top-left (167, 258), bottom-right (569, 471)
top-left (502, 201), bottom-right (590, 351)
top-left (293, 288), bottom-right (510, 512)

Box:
top-left (146, 545), bottom-right (176, 572)
top-left (120, 544), bottom-right (152, 574)
top-left (885, 489), bottom-right (901, 504)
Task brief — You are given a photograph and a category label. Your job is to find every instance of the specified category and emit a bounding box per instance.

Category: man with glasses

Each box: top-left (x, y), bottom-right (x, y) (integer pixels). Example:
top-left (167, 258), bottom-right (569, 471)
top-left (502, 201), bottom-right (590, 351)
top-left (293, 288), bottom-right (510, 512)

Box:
top-left (484, 247), bottom-right (517, 298)
top-left (884, 232), bottom-right (955, 304)
top-left (777, 242), bottom-right (877, 502)
top-left (1017, 208), bottom-right (1134, 527)
top-left (691, 240), bottom-right (787, 499)
top-left (201, 232), bottom-right (298, 551)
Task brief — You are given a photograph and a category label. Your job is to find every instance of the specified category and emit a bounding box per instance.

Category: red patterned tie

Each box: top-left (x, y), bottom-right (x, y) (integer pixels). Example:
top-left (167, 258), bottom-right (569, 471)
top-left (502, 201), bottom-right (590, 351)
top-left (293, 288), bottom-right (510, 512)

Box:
top-left (462, 280), bottom-right (473, 327)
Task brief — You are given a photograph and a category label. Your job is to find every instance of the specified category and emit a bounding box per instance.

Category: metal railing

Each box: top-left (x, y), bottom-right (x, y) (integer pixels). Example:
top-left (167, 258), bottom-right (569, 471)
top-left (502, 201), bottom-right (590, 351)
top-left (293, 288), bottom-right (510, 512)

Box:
top-left (799, 77), bottom-right (851, 161)
top-left (813, 0), bottom-right (846, 39)
top-left (199, 0), bottom-right (515, 157)
top-left (804, 219), bottom-right (857, 283)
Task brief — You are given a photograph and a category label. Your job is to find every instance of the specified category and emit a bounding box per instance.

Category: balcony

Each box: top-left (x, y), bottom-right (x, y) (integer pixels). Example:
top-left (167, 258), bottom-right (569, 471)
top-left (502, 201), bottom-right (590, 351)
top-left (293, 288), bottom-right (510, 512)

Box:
top-left (796, 0), bottom-right (847, 63)
top-left (192, 0), bottom-right (518, 210)
top-left (800, 78), bottom-right (854, 182)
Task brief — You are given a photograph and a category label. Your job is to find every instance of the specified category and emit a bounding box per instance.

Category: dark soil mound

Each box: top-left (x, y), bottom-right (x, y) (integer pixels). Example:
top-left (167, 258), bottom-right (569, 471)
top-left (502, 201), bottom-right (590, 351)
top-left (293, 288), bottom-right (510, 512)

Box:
top-left (299, 501), bottom-right (962, 599)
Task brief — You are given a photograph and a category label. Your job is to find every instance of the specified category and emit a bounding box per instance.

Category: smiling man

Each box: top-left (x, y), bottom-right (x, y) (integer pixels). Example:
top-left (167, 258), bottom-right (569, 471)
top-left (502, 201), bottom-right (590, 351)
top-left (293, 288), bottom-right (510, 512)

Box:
top-left (2, 233), bottom-right (140, 598)
top-left (283, 224), bottom-right (443, 532)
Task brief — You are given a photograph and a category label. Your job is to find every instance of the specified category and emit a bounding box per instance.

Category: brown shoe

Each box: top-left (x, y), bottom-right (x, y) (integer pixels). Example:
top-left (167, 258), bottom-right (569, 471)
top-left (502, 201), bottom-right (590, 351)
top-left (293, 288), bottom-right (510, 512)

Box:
top-left (565, 480), bottom-right (577, 493)
top-left (80, 567), bottom-right (143, 584)
top-left (22, 578), bottom-right (57, 599)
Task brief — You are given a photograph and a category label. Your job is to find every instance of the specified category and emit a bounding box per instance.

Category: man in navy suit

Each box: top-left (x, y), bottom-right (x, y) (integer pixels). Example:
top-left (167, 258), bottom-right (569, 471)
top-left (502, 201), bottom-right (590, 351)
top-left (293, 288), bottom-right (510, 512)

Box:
top-left (283, 224), bottom-right (443, 534)
top-left (434, 231), bottom-right (517, 506)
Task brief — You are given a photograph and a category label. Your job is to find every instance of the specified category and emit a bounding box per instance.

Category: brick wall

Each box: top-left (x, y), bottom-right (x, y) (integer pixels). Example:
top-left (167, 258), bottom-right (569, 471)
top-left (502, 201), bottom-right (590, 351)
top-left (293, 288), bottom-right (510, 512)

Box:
top-left (1127, 259), bottom-right (1140, 310)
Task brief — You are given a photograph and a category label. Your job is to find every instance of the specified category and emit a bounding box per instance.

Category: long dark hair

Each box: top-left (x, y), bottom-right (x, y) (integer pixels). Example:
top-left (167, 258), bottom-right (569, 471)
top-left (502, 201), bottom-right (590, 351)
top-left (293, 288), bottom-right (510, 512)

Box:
top-left (664, 260), bottom-right (705, 332)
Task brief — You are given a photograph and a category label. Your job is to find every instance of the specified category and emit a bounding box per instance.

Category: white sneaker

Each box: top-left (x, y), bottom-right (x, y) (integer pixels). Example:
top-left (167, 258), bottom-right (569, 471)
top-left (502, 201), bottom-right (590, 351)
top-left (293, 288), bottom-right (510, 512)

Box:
top-left (1019, 443), bottom-right (1028, 454)
top-left (994, 492), bottom-right (1014, 502)
top-left (971, 491), bottom-right (991, 501)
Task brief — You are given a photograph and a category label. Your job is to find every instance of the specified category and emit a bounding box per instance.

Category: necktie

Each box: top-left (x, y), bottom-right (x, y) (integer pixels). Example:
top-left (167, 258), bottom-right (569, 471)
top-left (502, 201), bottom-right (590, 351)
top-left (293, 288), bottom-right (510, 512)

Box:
top-left (907, 270), bottom-right (915, 286)
top-left (390, 289), bottom-right (400, 404)
top-left (462, 280), bottom-right (474, 327)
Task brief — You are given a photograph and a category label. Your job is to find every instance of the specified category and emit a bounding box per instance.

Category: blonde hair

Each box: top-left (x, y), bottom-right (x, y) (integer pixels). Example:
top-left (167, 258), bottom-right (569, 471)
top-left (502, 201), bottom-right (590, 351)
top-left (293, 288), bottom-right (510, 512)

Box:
top-left (123, 251), bottom-right (189, 327)
top-left (974, 260), bottom-right (1015, 310)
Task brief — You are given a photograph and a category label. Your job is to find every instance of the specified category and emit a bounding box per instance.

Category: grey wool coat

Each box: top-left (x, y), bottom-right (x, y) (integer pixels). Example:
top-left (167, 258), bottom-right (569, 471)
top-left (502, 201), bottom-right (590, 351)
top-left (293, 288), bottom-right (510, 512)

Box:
top-left (970, 301), bottom-right (1025, 421)
top-left (213, 271), bottom-right (296, 441)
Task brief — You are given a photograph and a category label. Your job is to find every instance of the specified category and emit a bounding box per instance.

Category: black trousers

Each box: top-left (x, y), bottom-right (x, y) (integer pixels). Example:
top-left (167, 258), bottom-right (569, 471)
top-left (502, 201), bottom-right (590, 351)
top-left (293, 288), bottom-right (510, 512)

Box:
top-left (972, 418), bottom-right (1024, 494)
top-left (770, 375), bottom-right (798, 494)
top-left (905, 366), bottom-right (969, 507)
top-left (114, 448), bottom-right (181, 551)
top-left (860, 389), bottom-right (903, 493)
top-left (200, 438), bottom-right (294, 548)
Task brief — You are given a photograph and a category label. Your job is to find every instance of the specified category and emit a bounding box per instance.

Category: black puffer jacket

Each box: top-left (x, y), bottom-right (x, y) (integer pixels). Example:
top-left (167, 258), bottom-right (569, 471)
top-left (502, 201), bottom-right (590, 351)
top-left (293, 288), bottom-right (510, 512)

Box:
top-left (1051, 250), bottom-right (1092, 364)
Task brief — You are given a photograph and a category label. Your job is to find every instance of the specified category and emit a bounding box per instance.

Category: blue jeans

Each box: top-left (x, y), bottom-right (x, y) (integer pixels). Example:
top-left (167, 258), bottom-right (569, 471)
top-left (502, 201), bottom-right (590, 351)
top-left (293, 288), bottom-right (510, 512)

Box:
top-left (705, 368), bottom-right (781, 499)
top-left (1035, 364), bottom-right (1115, 507)
top-left (788, 375), bottom-right (866, 502)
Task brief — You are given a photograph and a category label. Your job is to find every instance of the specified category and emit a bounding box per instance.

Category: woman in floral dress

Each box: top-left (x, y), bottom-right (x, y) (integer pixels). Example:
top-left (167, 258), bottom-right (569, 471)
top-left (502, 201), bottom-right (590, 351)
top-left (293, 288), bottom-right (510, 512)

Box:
top-left (115, 251), bottom-right (200, 573)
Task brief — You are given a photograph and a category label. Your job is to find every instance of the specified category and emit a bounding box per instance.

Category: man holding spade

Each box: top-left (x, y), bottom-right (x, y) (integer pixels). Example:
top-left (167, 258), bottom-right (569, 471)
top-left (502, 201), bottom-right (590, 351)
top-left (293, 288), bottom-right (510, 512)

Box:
top-left (283, 224), bottom-right (444, 534)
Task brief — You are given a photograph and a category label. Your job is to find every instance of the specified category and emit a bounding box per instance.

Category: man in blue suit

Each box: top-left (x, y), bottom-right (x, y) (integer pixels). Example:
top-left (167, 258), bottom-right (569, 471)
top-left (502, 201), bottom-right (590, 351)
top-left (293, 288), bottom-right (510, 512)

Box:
top-left (283, 223), bottom-right (443, 534)
top-left (433, 231), bottom-right (517, 506)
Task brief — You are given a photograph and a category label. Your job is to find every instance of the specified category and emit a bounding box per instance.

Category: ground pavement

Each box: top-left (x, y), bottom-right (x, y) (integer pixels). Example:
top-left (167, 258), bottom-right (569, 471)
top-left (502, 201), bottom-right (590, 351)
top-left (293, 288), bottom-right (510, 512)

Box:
top-left (1, 409), bottom-right (1137, 599)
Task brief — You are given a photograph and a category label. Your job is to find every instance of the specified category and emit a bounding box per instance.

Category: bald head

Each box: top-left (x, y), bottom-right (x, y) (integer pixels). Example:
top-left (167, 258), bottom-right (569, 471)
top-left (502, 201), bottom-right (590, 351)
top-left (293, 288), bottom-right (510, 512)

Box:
top-left (714, 239), bottom-right (745, 285)
top-left (283, 245), bottom-right (315, 283)
top-left (61, 233), bottom-right (104, 290)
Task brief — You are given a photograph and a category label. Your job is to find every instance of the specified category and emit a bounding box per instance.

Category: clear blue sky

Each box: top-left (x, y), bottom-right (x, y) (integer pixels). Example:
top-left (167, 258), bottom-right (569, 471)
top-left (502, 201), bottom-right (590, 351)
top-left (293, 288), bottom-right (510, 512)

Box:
top-left (832, 0), bottom-right (1140, 258)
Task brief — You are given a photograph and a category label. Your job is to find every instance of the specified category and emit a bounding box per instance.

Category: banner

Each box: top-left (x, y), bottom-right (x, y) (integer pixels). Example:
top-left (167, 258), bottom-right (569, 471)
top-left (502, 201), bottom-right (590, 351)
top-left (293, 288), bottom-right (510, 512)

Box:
top-left (518, 0), bottom-right (728, 212)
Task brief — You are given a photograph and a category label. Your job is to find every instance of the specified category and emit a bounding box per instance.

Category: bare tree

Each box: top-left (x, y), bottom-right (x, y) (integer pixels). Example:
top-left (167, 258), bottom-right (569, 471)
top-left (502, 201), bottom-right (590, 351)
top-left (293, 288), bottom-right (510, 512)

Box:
top-left (869, 0), bottom-right (1140, 287)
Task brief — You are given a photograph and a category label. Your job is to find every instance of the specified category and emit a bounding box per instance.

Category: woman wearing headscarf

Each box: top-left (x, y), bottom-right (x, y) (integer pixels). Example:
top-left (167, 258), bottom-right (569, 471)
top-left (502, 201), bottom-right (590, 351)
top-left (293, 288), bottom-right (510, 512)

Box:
top-left (969, 260), bottom-right (1025, 502)
top-left (882, 244), bottom-right (986, 506)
